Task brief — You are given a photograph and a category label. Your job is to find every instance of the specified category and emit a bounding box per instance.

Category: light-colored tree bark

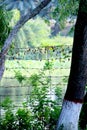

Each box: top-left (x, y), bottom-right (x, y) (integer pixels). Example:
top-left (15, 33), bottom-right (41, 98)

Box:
top-left (56, 100), bottom-right (82, 130)
top-left (0, 0), bottom-right (51, 80)
top-left (79, 92), bottom-right (87, 129)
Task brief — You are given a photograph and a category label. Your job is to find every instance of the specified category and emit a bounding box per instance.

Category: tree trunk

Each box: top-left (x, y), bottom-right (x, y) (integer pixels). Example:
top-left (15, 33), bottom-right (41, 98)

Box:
top-left (0, 53), bottom-right (5, 80)
top-left (56, 100), bottom-right (82, 130)
top-left (56, 1), bottom-right (87, 129)
top-left (79, 92), bottom-right (87, 130)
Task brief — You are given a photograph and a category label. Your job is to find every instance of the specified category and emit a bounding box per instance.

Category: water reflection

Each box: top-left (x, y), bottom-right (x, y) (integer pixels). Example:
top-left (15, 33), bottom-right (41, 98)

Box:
top-left (0, 86), bottom-right (31, 115)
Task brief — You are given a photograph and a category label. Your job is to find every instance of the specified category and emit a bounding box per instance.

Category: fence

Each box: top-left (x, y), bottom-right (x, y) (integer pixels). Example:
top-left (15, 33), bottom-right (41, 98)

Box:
top-left (0, 45), bottom-right (72, 116)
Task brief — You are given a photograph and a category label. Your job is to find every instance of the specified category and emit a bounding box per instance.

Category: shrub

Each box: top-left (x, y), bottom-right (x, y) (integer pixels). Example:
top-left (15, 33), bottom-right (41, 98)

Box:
top-left (0, 60), bottom-right (62, 130)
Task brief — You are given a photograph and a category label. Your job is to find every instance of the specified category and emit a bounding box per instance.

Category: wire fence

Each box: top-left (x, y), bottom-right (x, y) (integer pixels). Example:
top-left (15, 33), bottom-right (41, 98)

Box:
top-left (0, 45), bottom-right (72, 116)
top-left (7, 45), bottom-right (72, 60)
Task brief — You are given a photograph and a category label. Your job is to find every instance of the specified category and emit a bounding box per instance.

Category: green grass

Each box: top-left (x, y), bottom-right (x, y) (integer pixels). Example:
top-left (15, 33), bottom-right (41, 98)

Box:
top-left (4, 59), bottom-right (70, 77)
top-left (41, 35), bottom-right (73, 47)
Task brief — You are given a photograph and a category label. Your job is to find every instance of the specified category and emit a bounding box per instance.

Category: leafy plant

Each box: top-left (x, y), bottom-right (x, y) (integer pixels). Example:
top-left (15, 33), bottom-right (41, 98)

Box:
top-left (44, 60), bottom-right (53, 70)
top-left (0, 97), bottom-right (13, 110)
top-left (16, 108), bottom-right (32, 130)
top-left (14, 70), bottom-right (26, 85)
top-left (0, 60), bottom-right (62, 129)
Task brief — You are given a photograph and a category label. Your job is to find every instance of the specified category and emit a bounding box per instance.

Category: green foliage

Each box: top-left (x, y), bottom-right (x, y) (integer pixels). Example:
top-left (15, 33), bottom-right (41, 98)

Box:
top-left (7, 9), bottom-right (73, 49)
top-left (0, 99), bottom-right (61, 130)
top-left (0, 9), bottom-right (12, 49)
top-left (44, 60), bottom-right (53, 70)
top-left (0, 102), bottom-right (32, 130)
top-left (0, 60), bottom-right (62, 130)
top-left (0, 97), bottom-right (13, 110)
top-left (41, 35), bottom-right (73, 47)
top-left (15, 19), bottom-right (73, 48)
top-left (16, 108), bottom-right (32, 130)
top-left (14, 70), bottom-right (26, 84)
top-left (12, 17), bottom-right (51, 48)
top-left (0, 110), bottom-right (16, 130)
top-left (9, 10), bottom-right (20, 27)
top-left (53, 0), bottom-right (79, 28)
top-left (0, 98), bottom-right (16, 130)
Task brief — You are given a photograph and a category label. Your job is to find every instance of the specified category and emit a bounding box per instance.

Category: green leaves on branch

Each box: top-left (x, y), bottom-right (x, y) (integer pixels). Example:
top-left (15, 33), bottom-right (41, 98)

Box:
top-left (53, 0), bottom-right (79, 28)
top-left (0, 9), bottom-right (12, 48)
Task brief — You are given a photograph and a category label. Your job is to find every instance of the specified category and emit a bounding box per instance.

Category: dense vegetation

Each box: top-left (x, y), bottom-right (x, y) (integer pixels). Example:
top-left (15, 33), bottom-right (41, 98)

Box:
top-left (0, 9), bottom-right (12, 48)
top-left (0, 61), bottom-right (62, 130)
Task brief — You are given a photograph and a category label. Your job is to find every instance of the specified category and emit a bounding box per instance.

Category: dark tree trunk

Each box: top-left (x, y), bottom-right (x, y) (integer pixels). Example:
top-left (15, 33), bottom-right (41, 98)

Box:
top-left (64, 13), bottom-right (87, 103)
top-left (56, 0), bottom-right (87, 129)
top-left (79, 92), bottom-right (87, 130)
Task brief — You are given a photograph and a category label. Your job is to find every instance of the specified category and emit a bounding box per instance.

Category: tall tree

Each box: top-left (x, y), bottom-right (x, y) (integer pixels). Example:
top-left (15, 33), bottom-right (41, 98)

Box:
top-left (56, 0), bottom-right (87, 129)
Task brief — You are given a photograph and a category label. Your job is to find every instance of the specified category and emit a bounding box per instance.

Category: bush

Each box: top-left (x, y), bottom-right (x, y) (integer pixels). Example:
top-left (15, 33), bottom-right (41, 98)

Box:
top-left (0, 60), bottom-right (62, 130)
